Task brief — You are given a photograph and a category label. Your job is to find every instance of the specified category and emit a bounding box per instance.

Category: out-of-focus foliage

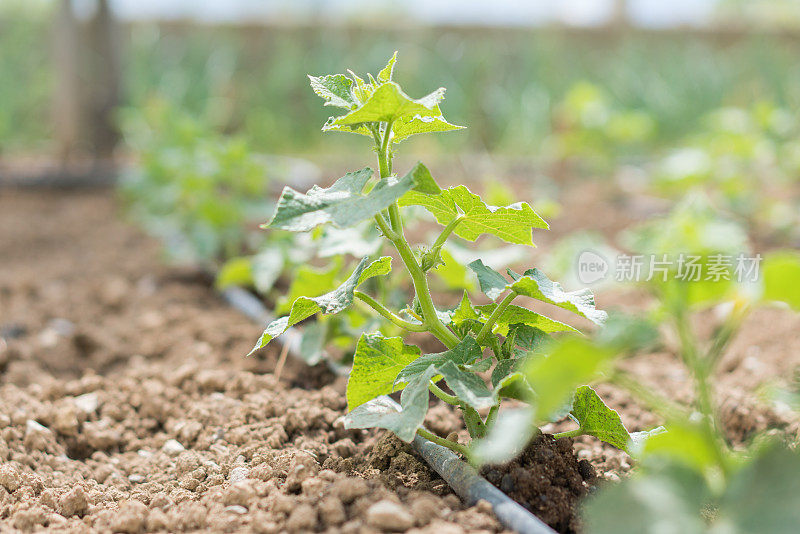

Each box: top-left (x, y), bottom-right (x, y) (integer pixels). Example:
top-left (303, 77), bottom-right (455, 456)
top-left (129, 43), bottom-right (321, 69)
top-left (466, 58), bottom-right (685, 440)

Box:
top-left (546, 81), bottom-right (656, 172)
top-left (651, 102), bottom-right (800, 237)
top-left (0, 1), bottom-right (53, 153)
top-left (581, 198), bottom-right (800, 533)
top-left (8, 7), bottom-right (800, 158)
top-left (119, 98), bottom-right (277, 266)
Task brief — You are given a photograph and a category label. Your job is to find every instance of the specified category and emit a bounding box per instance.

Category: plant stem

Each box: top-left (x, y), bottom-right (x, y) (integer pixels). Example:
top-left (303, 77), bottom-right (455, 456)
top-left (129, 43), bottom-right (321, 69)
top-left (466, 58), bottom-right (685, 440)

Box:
top-left (431, 216), bottom-right (464, 251)
top-left (354, 291), bottom-right (427, 332)
top-left (374, 213), bottom-right (399, 241)
top-left (553, 428), bottom-right (583, 440)
top-left (372, 121), bottom-right (459, 350)
top-left (476, 291), bottom-right (517, 344)
top-left (429, 382), bottom-right (460, 405)
top-left (417, 427), bottom-right (474, 462)
top-left (672, 297), bottom-right (731, 478)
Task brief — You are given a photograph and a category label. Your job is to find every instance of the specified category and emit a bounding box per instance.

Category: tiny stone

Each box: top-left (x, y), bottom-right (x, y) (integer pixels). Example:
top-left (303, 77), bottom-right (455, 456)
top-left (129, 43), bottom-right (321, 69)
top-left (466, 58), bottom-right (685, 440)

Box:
top-left (286, 504), bottom-right (317, 532)
top-left (162, 439), bottom-right (185, 457)
top-left (73, 393), bottom-right (99, 414)
top-left (129, 474), bottom-right (145, 484)
top-left (224, 505), bottom-right (248, 515)
top-left (223, 482), bottom-right (255, 507)
top-left (24, 420), bottom-right (52, 451)
top-left (58, 486), bottom-right (88, 517)
top-left (112, 500), bottom-right (147, 534)
top-left (228, 466), bottom-right (249, 483)
top-left (366, 500), bottom-right (414, 532)
top-left (330, 477), bottom-right (368, 504)
top-left (0, 464), bottom-right (20, 492)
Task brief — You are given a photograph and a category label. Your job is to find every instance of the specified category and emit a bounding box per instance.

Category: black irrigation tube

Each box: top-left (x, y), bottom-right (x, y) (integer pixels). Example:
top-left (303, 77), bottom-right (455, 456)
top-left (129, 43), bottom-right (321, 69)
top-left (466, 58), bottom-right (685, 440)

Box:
top-left (222, 285), bottom-right (557, 534)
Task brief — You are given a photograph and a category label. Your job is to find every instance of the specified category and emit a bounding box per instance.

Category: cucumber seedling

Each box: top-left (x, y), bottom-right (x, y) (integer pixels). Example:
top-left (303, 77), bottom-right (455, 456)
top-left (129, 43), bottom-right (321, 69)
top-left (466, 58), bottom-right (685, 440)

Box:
top-left (251, 53), bottom-right (627, 462)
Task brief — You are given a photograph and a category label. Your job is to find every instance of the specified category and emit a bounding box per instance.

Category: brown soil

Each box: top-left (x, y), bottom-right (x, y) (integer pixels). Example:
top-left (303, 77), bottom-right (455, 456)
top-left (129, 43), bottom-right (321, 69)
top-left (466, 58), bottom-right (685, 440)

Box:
top-left (480, 435), bottom-right (595, 534)
top-left (1, 180), bottom-right (799, 533)
top-left (0, 189), bottom-right (505, 533)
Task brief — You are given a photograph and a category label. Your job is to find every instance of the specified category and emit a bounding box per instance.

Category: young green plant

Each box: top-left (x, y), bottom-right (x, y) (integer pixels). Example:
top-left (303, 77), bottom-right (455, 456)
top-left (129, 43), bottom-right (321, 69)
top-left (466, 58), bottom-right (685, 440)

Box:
top-left (584, 198), bottom-right (800, 533)
top-left (251, 53), bottom-right (623, 462)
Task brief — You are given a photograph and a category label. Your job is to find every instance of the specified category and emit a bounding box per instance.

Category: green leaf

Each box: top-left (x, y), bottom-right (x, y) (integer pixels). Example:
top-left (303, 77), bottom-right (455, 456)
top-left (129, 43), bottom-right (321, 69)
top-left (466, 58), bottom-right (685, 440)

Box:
top-left (277, 261), bottom-right (340, 315)
top-left (401, 186), bottom-right (548, 246)
top-left (762, 250), bottom-right (800, 311)
top-left (508, 268), bottom-right (608, 325)
top-left (326, 82), bottom-right (444, 127)
top-left (215, 256), bottom-right (253, 290)
top-left (434, 249), bottom-right (476, 291)
top-left (251, 251), bottom-right (285, 293)
top-left (395, 336), bottom-right (482, 385)
top-left (249, 256), bottom-right (387, 354)
top-left (491, 358), bottom-right (521, 387)
top-left (357, 256), bottom-right (392, 286)
top-left (450, 292), bottom-right (481, 328)
top-left (392, 114), bottom-right (465, 143)
top-left (342, 365), bottom-right (438, 442)
top-left (308, 74), bottom-right (356, 109)
top-left (582, 470), bottom-right (707, 534)
top-left (471, 408), bottom-right (536, 465)
top-left (346, 332), bottom-right (421, 410)
top-left (402, 162), bottom-right (441, 195)
top-left (467, 260), bottom-right (509, 299)
top-left (570, 386), bottom-right (632, 451)
top-left (642, 420), bottom-right (721, 476)
top-left (298, 321), bottom-right (328, 366)
top-left (377, 51), bottom-right (397, 83)
top-left (495, 371), bottom-right (535, 402)
top-left (719, 445), bottom-right (800, 534)
top-left (506, 324), bottom-right (551, 351)
top-left (476, 303), bottom-right (578, 335)
top-left (266, 167), bottom-right (434, 232)
top-left (437, 360), bottom-right (495, 411)
top-left (526, 337), bottom-right (617, 421)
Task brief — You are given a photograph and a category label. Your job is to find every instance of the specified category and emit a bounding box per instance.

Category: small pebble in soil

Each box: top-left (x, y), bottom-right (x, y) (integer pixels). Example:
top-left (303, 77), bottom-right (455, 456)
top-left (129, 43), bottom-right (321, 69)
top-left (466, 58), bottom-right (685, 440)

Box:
top-left (58, 485), bottom-right (88, 517)
top-left (228, 466), bottom-right (249, 483)
top-left (0, 464), bottom-right (20, 492)
top-left (73, 392), bottom-right (99, 414)
top-left (366, 500), bottom-right (414, 532)
top-left (162, 439), bottom-right (185, 457)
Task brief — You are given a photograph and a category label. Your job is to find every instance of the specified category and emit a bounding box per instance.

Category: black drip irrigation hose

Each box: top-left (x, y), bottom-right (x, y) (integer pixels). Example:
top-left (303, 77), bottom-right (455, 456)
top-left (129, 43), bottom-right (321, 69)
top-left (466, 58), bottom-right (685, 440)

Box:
top-left (221, 285), bottom-right (557, 534)
top-left (412, 436), bottom-right (557, 534)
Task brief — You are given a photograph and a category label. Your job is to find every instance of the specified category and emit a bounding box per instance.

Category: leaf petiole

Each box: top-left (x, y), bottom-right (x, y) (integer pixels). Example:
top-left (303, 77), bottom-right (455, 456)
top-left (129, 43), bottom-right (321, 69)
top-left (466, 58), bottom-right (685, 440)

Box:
top-left (476, 290), bottom-right (518, 344)
top-left (417, 427), bottom-right (474, 462)
top-left (429, 382), bottom-right (460, 405)
top-left (354, 291), bottom-right (427, 332)
top-left (432, 216), bottom-right (464, 251)
top-left (553, 428), bottom-right (584, 440)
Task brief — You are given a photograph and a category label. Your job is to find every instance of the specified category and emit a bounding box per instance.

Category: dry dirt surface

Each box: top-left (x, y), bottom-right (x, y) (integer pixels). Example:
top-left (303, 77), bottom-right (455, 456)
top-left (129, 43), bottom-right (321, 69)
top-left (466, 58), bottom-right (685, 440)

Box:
top-left (0, 188), bottom-right (508, 533)
top-left (1, 185), bottom-right (799, 534)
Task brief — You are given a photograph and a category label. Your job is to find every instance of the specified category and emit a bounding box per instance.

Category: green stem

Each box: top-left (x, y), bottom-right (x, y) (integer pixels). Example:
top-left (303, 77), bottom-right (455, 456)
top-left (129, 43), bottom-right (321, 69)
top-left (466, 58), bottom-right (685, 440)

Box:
top-left (485, 404), bottom-right (499, 429)
top-left (417, 427), bottom-right (473, 462)
top-left (431, 216), bottom-right (464, 251)
top-left (429, 382), bottom-right (460, 405)
top-left (553, 428), bottom-right (583, 440)
top-left (476, 291), bottom-right (517, 344)
top-left (374, 213), bottom-right (399, 241)
top-left (672, 299), bottom-right (731, 478)
top-left (355, 291), bottom-right (427, 332)
top-left (372, 120), bottom-right (458, 350)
